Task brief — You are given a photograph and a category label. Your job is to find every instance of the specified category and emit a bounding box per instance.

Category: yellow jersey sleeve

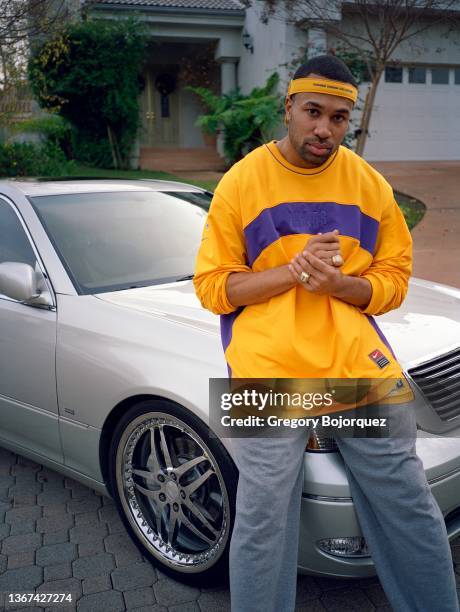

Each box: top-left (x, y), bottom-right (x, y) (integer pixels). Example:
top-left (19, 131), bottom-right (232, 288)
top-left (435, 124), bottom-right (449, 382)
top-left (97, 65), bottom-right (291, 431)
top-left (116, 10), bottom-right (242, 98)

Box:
top-left (359, 187), bottom-right (413, 316)
top-left (194, 186), bottom-right (252, 315)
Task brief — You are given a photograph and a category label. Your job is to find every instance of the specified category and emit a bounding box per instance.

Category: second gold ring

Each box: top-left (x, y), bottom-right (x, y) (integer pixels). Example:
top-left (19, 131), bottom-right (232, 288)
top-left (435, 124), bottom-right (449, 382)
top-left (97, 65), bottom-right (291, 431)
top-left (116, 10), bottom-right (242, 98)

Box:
top-left (299, 271), bottom-right (310, 283)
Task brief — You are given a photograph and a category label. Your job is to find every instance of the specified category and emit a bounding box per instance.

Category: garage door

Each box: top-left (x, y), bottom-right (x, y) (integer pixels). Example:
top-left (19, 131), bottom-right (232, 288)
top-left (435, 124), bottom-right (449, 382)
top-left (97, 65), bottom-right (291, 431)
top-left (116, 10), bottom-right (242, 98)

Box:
top-left (362, 66), bottom-right (460, 161)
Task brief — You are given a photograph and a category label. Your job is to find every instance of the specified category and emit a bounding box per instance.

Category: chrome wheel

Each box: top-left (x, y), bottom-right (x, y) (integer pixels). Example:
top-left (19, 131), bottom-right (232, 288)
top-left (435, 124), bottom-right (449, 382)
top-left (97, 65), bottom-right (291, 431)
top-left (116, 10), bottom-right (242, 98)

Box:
top-left (115, 410), bottom-right (231, 573)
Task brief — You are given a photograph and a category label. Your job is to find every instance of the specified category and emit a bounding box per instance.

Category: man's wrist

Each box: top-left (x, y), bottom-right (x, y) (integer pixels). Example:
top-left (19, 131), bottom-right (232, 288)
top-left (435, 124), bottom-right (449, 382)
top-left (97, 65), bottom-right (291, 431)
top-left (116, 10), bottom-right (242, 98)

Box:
top-left (285, 263), bottom-right (299, 287)
top-left (226, 263), bottom-right (299, 307)
top-left (331, 272), bottom-right (349, 299)
top-left (332, 274), bottom-right (372, 307)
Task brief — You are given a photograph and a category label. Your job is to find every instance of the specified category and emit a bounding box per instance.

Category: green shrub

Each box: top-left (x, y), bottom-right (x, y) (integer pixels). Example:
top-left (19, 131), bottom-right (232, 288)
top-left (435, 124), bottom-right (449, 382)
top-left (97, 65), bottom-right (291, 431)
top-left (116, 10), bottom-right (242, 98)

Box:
top-left (11, 114), bottom-right (73, 159)
top-left (28, 19), bottom-right (146, 169)
top-left (189, 73), bottom-right (283, 164)
top-left (70, 128), bottom-right (113, 168)
top-left (0, 141), bottom-right (74, 177)
top-left (0, 142), bottom-right (38, 176)
top-left (39, 141), bottom-right (75, 175)
top-left (11, 114), bottom-right (70, 142)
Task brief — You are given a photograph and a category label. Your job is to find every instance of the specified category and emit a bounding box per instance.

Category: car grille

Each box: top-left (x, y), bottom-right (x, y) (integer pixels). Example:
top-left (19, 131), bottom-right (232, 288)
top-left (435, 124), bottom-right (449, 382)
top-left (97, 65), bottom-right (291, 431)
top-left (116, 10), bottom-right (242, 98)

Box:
top-left (408, 347), bottom-right (460, 422)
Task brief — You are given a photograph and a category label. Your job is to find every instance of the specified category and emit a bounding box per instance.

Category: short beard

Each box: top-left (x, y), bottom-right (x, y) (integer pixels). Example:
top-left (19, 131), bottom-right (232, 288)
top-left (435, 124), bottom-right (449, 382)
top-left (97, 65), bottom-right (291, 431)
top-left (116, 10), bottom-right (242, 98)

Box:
top-left (295, 141), bottom-right (334, 166)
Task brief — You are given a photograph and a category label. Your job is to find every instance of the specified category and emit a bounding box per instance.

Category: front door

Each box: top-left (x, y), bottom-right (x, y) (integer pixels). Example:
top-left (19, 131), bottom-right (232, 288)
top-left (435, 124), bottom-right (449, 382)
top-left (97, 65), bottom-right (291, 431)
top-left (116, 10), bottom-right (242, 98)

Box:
top-left (140, 66), bottom-right (180, 147)
top-left (0, 196), bottom-right (62, 463)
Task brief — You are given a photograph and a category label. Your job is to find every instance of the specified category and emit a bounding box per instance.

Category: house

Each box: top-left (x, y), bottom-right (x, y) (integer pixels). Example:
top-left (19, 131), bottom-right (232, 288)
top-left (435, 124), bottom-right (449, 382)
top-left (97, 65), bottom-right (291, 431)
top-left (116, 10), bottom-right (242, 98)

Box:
top-left (85, 0), bottom-right (460, 166)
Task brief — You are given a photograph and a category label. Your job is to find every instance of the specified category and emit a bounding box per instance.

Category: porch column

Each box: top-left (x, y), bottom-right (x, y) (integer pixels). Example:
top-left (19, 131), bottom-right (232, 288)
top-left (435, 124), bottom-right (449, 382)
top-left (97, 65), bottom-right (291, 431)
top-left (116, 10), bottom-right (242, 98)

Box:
top-left (214, 31), bottom-right (240, 157)
top-left (216, 57), bottom-right (238, 156)
top-left (219, 57), bottom-right (238, 94)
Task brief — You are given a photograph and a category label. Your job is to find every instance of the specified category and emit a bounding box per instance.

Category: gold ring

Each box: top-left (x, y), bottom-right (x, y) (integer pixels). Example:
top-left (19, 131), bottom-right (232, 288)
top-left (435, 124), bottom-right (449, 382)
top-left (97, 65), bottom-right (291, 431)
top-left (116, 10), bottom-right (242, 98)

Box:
top-left (332, 254), bottom-right (344, 266)
top-left (299, 271), bottom-right (310, 283)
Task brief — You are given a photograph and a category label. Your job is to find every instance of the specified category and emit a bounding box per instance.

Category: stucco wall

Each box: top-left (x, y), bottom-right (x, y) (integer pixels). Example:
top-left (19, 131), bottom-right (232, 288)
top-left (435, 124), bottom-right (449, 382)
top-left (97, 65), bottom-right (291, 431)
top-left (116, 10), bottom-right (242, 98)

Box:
top-left (180, 88), bottom-right (205, 147)
top-left (237, 3), bottom-right (307, 94)
top-left (236, 4), bottom-right (309, 142)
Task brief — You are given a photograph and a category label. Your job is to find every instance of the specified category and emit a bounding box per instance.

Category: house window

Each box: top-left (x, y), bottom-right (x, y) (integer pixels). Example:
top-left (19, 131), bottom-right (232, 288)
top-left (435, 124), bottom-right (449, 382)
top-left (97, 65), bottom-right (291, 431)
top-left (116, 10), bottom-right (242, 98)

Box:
top-left (0, 200), bottom-right (37, 270)
top-left (455, 68), bottom-right (460, 84)
top-left (385, 67), bottom-right (403, 83)
top-left (408, 67), bottom-right (426, 83)
top-left (432, 67), bottom-right (449, 84)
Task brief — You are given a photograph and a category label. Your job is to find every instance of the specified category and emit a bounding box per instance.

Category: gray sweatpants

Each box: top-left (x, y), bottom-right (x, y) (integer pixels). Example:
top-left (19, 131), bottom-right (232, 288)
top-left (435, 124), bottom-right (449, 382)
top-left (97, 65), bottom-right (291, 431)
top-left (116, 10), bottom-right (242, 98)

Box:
top-left (229, 403), bottom-right (459, 612)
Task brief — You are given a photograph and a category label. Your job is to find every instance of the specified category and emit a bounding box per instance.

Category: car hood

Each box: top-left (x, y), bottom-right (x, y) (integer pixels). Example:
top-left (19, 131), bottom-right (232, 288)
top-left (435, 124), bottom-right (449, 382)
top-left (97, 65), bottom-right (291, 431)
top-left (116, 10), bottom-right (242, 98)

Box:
top-left (96, 280), bottom-right (220, 336)
top-left (96, 277), bottom-right (460, 368)
top-left (376, 277), bottom-right (460, 369)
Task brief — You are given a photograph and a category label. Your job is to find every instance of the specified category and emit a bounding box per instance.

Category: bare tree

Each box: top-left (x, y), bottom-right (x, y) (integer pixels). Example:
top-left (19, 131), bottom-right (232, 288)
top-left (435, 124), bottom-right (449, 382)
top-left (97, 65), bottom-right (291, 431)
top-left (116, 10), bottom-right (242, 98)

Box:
top-left (249, 0), bottom-right (460, 155)
top-left (0, 0), bottom-right (70, 41)
top-left (0, 0), bottom-right (71, 127)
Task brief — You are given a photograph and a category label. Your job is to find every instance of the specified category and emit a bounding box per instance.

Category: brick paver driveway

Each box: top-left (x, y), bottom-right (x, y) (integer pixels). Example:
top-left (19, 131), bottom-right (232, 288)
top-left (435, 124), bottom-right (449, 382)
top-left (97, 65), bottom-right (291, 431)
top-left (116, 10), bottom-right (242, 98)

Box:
top-left (371, 161), bottom-right (460, 289)
top-left (0, 449), bottom-right (459, 611)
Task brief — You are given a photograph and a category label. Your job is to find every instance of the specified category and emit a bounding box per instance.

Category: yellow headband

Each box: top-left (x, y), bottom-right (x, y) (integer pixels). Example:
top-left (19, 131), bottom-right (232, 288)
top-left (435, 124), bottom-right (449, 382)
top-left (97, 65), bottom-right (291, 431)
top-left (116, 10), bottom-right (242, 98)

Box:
top-left (287, 77), bottom-right (358, 104)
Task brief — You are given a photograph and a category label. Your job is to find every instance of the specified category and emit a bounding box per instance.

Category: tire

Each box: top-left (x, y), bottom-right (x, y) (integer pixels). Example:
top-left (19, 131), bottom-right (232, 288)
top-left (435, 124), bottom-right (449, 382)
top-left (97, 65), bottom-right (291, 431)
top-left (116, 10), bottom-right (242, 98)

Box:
top-left (108, 398), bottom-right (238, 586)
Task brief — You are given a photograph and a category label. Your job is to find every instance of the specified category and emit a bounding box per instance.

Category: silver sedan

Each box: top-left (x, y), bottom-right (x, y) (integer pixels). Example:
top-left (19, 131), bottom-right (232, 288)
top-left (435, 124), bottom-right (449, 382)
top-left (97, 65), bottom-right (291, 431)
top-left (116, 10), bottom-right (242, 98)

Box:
top-left (0, 179), bottom-right (459, 585)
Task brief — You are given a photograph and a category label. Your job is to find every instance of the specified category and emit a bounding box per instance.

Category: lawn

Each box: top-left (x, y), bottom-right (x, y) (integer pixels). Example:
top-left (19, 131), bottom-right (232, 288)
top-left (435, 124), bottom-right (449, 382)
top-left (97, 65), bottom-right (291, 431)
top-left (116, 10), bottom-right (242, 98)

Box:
top-left (65, 165), bottom-right (426, 230)
top-left (67, 164), bottom-right (219, 193)
top-left (392, 191), bottom-right (426, 230)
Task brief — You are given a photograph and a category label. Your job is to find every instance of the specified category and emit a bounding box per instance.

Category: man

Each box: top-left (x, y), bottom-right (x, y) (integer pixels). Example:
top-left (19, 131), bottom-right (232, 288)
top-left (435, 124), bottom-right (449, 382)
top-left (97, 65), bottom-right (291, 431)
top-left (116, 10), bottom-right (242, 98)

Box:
top-left (194, 55), bottom-right (459, 612)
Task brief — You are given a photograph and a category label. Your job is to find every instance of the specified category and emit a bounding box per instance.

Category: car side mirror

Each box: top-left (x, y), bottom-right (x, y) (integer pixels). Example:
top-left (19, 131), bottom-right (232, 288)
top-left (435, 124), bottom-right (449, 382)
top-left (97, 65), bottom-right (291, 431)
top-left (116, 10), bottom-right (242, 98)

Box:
top-left (0, 262), bottom-right (53, 307)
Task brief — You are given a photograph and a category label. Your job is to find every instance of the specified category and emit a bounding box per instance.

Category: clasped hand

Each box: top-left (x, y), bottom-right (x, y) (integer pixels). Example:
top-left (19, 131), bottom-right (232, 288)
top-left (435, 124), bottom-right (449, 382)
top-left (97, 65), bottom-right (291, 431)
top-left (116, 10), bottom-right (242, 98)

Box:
top-left (289, 230), bottom-right (345, 296)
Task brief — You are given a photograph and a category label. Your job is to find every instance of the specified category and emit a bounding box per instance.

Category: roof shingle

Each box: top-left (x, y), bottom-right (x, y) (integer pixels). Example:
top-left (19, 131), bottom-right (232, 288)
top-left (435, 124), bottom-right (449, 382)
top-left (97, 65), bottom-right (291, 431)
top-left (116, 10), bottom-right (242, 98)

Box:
top-left (91, 0), bottom-right (245, 10)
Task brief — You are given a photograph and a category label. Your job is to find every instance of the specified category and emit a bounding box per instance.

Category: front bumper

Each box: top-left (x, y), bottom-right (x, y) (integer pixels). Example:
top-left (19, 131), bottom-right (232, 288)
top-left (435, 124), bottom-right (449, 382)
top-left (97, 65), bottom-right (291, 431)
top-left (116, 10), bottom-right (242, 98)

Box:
top-left (297, 437), bottom-right (460, 577)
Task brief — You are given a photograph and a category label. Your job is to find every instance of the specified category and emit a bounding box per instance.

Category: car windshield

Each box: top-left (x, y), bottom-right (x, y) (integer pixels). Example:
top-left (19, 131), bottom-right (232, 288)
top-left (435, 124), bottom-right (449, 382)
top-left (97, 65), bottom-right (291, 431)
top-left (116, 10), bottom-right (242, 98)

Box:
top-left (30, 190), bottom-right (212, 295)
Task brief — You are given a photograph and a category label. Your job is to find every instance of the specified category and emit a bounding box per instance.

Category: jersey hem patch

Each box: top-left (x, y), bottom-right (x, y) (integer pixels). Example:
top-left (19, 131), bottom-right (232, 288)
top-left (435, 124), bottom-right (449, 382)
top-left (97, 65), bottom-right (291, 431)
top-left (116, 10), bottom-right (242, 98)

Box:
top-left (368, 349), bottom-right (390, 369)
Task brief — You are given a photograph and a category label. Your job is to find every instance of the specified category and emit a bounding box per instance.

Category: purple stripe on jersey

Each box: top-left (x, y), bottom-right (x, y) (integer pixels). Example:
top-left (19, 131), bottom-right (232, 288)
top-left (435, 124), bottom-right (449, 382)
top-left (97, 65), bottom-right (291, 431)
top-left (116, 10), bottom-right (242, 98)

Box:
top-left (366, 315), bottom-right (396, 359)
top-left (220, 307), bottom-right (245, 377)
top-left (243, 202), bottom-right (379, 266)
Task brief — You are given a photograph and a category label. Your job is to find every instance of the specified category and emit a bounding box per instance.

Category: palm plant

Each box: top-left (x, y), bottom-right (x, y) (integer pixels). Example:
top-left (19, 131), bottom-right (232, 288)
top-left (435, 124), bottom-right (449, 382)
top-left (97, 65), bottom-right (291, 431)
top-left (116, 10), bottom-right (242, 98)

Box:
top-left (188, 73), bottom-right (283, 164)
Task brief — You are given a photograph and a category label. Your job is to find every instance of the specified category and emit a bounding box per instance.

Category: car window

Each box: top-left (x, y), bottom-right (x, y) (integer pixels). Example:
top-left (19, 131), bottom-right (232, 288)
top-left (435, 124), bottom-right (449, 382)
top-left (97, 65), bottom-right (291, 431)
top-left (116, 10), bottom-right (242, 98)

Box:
top-left (163, 191), bottom-right (212, 211)
top-left (0, 198), bottom-right (37, 268)
top-left (30, 190), bottom-right (209, 295)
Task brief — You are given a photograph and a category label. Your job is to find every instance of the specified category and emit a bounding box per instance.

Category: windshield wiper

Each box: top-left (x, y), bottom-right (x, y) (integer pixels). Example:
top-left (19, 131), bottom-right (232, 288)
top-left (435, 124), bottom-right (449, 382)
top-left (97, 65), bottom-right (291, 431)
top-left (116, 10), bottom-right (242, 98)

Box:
top-left (175, 274), bottom-right (194, 282)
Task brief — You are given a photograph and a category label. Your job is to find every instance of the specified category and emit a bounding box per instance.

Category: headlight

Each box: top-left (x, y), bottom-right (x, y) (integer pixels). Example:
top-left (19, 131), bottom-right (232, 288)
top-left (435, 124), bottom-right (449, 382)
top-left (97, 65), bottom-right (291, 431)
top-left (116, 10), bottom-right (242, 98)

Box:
top-left (317, 536), bottom-right (370, 558)
top-left (305, 428), bottom-right (338, 452)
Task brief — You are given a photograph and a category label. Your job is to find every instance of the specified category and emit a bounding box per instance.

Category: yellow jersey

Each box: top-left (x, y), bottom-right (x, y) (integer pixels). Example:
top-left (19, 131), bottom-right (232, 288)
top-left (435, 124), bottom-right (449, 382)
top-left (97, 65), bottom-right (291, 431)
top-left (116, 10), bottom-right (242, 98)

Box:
top-left (194, 141), bottom-right (412, 383)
